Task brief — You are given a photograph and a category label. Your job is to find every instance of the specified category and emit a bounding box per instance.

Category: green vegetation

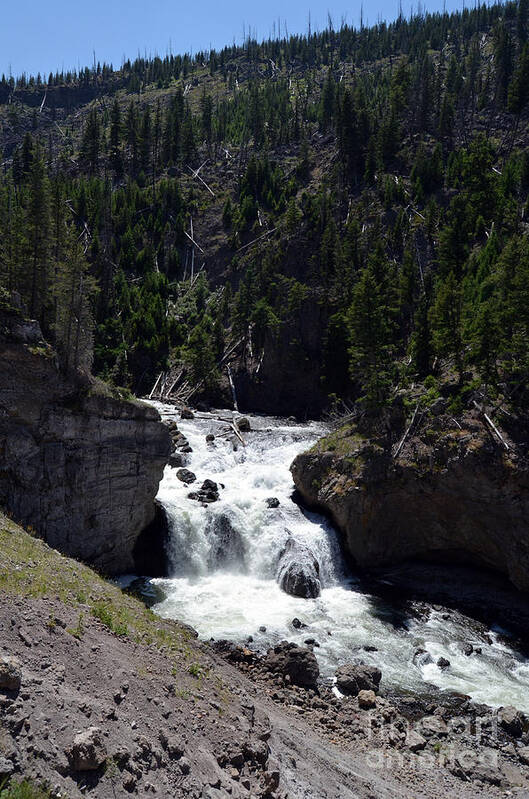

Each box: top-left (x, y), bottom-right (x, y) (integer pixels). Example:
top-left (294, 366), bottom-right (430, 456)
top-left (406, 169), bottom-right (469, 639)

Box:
top-left (91, 601), bottom-right (129, 636)
top-left (1, 2), bottom-right (529, 411)
top-left (0, 510), bottom-right (192, 655)
top-left (0, 779), bottom-right (53, 799)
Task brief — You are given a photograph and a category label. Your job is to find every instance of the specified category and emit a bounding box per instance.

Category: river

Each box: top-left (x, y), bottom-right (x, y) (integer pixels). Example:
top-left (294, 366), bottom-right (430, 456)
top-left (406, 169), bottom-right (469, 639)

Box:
top-left (147, 404), bottom-right (529, 713)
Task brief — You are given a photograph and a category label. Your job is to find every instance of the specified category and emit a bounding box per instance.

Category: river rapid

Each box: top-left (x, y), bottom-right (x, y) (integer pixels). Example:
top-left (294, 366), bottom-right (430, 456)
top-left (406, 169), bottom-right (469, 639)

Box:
top-left (147, 404), bottom-right (529, 713)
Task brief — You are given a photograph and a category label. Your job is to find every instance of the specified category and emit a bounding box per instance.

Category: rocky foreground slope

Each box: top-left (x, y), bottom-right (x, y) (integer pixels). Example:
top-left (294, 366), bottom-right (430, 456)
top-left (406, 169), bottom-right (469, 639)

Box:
top-left (291, 402), bottom-right (529, 592)
top-left (2, 511), bottom-right (529, 799)
top-left (0, 304), bottom-right (170, 574)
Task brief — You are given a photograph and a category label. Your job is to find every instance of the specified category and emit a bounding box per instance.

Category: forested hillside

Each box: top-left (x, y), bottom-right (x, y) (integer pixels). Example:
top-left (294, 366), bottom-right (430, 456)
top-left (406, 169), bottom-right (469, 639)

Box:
top-left (1, 0), bottom-right (529, 415)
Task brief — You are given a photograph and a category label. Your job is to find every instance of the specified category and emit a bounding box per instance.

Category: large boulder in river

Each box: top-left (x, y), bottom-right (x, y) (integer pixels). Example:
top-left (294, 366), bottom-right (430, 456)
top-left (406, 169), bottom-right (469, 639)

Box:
top-left (335, 664), bottom-right (382, 696)
top-left (277, 538), bottom-right (321, 599)
top-left (264, 641), bottom-right (319, 687)
top-left (188, 479), bottom-right (220, 504)
top-left (176, 469), bottom-right (196, 485)
top-left (207, 514), bottom-right (246, 570)
top-left (266, 497), bottom-right (280, 508)
top-left (168, 452), bottom-right (186, 468)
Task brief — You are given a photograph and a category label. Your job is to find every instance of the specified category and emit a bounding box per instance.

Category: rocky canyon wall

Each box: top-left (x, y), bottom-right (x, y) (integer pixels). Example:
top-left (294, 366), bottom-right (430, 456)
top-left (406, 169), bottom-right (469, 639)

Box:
top-left (291, 409), bottom-right (529, 592)
top-left (0, 306), bottom-right (170, 574)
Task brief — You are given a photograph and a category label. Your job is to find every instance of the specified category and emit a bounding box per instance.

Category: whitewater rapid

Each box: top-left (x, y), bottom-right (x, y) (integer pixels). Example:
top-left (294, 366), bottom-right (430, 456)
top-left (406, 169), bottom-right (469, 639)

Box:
top-left (148, 404), bottom-right (529, 712)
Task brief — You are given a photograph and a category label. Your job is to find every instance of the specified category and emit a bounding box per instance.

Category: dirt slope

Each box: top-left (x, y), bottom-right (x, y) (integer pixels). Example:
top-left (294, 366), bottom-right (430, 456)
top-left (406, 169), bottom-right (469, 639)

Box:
top-left (1, 512), bottom-right (528, 798)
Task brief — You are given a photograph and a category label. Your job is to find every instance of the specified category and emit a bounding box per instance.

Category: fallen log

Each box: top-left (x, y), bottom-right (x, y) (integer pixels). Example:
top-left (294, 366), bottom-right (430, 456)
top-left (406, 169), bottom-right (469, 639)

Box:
top-left (472, 401), bottom-right (510, 451)
top-left (393, 403), bottom-right (420, 459)
top-left (148, 373), bottom-right (163, 400)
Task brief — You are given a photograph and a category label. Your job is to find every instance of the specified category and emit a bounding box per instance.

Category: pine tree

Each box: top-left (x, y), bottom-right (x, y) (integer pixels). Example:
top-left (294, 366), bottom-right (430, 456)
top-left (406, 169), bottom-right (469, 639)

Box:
top-left (140, 107), bottom-right (152, 173)
top-left (430, 271), bottom-right (463, 378)
top-left (493, 20), bottom-right (514, 107)
top-left (186, 320), bottom-right (218, 389)
top-left (347, 265), bottom-right (393, 410)
top-left (508, 44), bottom-right (529, 114)
top-left (27, 146), bottom-right (51, 327)
top-left (518, 0), bottom-right (529, 44)
top-left (200, 88), bottom-right (213, 150)
top-left (411, 292), bottom-right (432, 377)
top-left (125, 102), bottom-right (139, 175)
top-left (80, 110), bottom-right (101, 174)
top-left (109, 99), bottom-right (123, 178)
top-left (54, 225), bottom-right (97, 374)
top-left (472, 301), bottom-right (498, 386)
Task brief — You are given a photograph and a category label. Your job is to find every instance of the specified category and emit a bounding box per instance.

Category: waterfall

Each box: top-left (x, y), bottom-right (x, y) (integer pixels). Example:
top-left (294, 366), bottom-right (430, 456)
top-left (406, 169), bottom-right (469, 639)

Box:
top-left (147, 403), bottom-right (529, 714)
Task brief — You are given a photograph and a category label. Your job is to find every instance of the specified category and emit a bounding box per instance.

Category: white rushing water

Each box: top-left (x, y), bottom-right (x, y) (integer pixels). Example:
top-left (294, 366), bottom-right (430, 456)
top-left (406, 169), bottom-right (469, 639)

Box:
top-left (148, 403), bottom-right (529, 712)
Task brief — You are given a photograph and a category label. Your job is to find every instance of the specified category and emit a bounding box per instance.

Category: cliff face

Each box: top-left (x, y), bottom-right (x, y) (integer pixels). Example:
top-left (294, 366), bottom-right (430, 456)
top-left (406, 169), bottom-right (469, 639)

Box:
top-left (233, 295), bottom-right (329, 418)
top-left (291, 408), bottom-right (529, 592)
top-left (0, 307), bottom-right (170, 574)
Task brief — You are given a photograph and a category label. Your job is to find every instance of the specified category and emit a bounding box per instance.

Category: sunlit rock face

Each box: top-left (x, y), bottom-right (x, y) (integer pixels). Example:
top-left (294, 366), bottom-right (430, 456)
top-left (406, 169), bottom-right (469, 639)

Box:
top-left (0, 308), bottom-right (170, 574)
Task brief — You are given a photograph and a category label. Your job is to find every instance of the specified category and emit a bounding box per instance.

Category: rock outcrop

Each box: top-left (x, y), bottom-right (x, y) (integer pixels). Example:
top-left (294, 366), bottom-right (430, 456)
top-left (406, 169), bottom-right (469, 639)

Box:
top-left (0, 307), bottom-right (170, 574)
top-left (263, 641), bottom-right (320, 687)
top-left (334, 663), bottom-right (382, 696)
top-left (291, 408), bottom-right (529, 592)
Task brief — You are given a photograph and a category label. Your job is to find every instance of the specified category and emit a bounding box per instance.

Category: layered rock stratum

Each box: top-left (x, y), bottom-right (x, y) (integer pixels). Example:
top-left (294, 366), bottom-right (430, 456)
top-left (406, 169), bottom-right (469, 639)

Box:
top-left (0, 305), bottom-right (170, 574)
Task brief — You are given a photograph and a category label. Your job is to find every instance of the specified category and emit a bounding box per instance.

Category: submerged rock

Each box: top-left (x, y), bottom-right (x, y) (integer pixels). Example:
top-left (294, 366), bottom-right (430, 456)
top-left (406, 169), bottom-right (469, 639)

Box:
top-left (413, 648), bottom-right (433, 667)
top-left (277, 538), bottom-right (321, 599)
top-left (291, 618), bottom-right (307, 629)
top-left (207, 514), bottom-right (246, 569)
top-left (188, 480), bottom-right (220, 504)
top-left (237, 417), bottom-right (251, 432)
top-left (266, 497), bottom-right (280, 508)
top-left (180, 407), bottom-right (194, 420)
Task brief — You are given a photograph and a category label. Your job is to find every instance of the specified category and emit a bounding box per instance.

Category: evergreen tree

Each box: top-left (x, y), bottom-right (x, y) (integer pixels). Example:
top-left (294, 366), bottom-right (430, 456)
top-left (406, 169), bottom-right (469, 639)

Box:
top-left (430, 271), bottom-right (463, 378)
top-left (347, 265), bottom-right (393, 410)
top-left (27, 146), bottom-right (52, 327)
top-left (54, 225), bottom-right (97, 374)
top-left (80, 110), bottom-right (101, 174)
top-left (109, 99), bottom-right (123, 177)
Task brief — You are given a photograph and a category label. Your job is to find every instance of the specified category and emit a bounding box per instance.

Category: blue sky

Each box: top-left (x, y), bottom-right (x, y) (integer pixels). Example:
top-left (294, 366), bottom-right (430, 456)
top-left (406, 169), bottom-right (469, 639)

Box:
top-left (2, 0), bottom-right (465, 79)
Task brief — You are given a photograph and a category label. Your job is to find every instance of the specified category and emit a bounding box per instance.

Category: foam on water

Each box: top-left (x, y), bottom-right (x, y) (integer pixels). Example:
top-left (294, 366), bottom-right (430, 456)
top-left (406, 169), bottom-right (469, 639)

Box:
top-left (149, 403), bottom-right (529, 712)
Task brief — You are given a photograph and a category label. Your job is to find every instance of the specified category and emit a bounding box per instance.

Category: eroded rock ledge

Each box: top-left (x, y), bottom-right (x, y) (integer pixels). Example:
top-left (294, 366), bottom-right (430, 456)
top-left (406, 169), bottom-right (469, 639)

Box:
top-left (0, 307), bottom-right (170, 574)
top-left (291, 406), bottom-right (529, 592)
